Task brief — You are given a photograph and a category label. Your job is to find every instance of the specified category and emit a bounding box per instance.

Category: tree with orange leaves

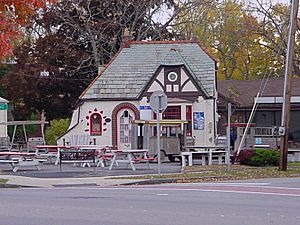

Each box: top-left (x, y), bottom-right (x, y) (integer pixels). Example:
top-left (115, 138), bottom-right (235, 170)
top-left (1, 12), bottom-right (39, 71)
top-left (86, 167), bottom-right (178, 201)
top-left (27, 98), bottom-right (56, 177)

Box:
top-left (0, 0), bottom-right (56, 60)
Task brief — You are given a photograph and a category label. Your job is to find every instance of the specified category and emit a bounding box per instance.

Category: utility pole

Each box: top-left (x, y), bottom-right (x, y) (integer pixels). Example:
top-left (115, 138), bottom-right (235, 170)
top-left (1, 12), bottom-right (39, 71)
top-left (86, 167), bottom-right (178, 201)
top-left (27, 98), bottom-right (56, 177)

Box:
top-left (279, 0), bottom-right (299, 171)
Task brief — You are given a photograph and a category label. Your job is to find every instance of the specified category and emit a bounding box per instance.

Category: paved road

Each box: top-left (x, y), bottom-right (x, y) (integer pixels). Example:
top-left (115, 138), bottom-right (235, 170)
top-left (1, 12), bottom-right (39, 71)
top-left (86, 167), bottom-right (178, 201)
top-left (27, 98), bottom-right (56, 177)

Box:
top-left (0, 178), bottom-right (300, 225)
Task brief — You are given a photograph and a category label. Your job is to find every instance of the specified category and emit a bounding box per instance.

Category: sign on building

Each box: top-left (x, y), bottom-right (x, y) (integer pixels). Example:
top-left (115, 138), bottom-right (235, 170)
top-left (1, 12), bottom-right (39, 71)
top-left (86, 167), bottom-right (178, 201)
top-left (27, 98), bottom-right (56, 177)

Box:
top-left (193, 112), bottom-right (205, 130)
top-left (0, 104), bottom-right (8, 110)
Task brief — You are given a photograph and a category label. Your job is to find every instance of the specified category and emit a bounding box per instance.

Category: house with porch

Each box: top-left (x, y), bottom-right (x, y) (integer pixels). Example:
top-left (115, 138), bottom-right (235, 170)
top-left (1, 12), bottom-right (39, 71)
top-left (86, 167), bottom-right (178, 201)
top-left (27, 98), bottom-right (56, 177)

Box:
top-left (217, 77), bottom-right (300, 148)
top-left (57, 39), bottom-right (218, 150)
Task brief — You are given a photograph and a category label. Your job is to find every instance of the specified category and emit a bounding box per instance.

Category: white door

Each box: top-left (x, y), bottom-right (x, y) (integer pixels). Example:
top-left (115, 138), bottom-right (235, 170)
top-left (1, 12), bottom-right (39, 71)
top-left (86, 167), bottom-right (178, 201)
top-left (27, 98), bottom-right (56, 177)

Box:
top-left (117, 109), bottom-right (134, 150)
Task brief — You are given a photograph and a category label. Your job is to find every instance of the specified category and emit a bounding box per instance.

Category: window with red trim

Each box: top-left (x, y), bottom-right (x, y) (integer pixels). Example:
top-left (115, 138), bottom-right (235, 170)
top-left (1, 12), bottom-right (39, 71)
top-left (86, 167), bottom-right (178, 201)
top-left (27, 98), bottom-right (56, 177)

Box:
top-left (90, 113), bottom-right (102, 135)
top-left (162, 106), bottom-right (181, 119)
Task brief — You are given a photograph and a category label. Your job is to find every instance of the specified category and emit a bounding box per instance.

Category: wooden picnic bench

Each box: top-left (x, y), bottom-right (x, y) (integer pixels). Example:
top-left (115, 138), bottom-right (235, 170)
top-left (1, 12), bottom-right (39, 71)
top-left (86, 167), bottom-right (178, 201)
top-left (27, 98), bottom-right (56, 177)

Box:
top-left (58, 145), bottom-right (115, 171)
top-left (109, 149), bottom-right (153, 171)
top-left (0, 152), bottom-right (47, 172)
top-left (181, 146), bottom-right (228, 168)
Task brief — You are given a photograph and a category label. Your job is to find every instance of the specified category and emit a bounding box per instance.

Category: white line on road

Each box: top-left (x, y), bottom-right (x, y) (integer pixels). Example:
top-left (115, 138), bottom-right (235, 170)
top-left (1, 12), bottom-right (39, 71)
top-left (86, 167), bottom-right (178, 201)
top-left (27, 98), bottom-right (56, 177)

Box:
top-left (34, 186), bottom-right (300, 197)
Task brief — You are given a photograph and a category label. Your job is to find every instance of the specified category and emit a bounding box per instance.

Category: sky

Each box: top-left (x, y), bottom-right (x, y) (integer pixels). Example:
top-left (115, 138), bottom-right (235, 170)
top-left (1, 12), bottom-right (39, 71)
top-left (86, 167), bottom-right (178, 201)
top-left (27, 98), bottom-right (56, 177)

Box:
top-left (247, 0), bottom-right (289, 4)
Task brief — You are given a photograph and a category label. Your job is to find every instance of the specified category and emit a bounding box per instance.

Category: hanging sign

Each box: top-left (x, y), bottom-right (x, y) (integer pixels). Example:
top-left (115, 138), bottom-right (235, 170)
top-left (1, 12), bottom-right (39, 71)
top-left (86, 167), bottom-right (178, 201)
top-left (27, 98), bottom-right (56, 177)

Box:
top-left (0, 104), bottom-right (8, 110)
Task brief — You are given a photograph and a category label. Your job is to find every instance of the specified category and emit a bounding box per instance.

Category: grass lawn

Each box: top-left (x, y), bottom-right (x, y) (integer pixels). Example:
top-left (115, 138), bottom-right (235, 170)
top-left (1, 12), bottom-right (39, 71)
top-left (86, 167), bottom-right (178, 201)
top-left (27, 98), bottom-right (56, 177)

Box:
top-left (0, 179), bottom-right (8, 184)
top-left (117, 163), bottom-right (300, 183)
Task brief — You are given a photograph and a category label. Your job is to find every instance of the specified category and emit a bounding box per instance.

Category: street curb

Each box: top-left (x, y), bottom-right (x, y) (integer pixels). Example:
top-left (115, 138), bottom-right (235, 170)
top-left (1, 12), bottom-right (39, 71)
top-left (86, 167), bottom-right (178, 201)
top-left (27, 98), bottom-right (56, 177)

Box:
top-left (121, 176), bottom-right (232, 186)
top-left (0, 183), bottom-right (22, 188)
top-left (122, 178), bottom-right (178, 185)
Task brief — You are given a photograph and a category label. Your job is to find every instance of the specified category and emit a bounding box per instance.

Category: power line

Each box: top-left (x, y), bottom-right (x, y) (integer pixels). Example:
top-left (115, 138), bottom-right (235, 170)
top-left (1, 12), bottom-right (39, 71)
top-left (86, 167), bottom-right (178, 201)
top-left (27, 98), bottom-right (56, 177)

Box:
top-left (22, 74), bottom-right (94, 81)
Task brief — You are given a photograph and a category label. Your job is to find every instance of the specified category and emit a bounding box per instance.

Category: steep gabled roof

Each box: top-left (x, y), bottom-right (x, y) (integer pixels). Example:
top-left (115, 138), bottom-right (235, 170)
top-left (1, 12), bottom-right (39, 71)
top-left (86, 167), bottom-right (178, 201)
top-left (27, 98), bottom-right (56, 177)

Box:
top-left (80, 40), bottom-right (216, 100)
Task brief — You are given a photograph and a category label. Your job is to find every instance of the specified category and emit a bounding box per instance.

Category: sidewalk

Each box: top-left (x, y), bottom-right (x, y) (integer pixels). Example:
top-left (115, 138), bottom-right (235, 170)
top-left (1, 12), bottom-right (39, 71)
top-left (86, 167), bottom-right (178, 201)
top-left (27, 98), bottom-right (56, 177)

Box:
top-left (0, 161), bottom-right (183, 188)
top-left (0, 174), bottom-right (144, 188)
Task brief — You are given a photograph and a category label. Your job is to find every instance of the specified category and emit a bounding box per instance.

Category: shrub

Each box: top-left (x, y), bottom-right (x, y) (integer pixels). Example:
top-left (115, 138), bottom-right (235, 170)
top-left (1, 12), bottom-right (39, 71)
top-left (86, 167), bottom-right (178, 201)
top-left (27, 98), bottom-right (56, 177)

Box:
top-left (237, 148), bottom-right (255, 165)
top-left (239, 148), bottom-right (279, 167)
top-left (45, 118), bottom-right (70, 145)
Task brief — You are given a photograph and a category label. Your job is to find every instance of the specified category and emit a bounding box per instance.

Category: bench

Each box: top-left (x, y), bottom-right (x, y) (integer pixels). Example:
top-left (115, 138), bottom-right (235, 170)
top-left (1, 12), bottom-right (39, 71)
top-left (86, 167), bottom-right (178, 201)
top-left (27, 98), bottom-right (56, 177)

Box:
top-left (0, 157), bottom-right (47, 172)
top-left (132, 157), bottom-right (156, 163)
top-left (181, 150), bottom-right (227, 168)
top-left (253, 144), bottom-right (270, 149)
top-left (109, 149), bottom-right (151, 171)
top-left (59, 148), bottom-right (98, 171)
top-left (288, 149), bottom-right (300, 162)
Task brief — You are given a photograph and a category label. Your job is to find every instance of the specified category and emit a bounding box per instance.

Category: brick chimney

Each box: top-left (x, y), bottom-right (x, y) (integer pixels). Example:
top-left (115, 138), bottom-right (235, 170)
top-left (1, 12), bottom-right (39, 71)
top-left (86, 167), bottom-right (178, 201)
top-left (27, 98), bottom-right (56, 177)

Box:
top-left (122, 28), bottom-right (131, 48)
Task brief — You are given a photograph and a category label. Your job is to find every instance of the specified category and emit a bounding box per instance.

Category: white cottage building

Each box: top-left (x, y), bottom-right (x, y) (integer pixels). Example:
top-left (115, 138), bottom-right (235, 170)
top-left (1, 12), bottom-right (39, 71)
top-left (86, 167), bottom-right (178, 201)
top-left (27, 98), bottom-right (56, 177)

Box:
top-left (57, 40), bottom-right (218, 150)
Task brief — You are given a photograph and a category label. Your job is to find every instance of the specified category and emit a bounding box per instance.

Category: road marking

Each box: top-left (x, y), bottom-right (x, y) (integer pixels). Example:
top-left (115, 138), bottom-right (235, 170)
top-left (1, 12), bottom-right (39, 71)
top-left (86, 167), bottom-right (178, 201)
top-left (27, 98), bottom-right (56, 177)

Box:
top-left (155, 182), bottom-right (271, 187)
top-left (182, 182), bottom-right (271, 186)
top-left (22, 183), bottom-right (300, 197)
top-left (18, 186), bottom-right (300, 197)
top-left (94, 185), bottom-right (300, 197)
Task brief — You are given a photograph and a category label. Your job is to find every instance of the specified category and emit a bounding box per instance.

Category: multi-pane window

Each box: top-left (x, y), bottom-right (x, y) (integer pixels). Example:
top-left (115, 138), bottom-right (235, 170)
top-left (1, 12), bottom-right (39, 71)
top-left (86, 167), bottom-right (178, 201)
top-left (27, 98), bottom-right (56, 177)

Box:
top-left (90, 113), bottom-right (102, 135)
top-left (120, 110), bottom-right (132, 143)
top-left (162, 106), bottom-right (181, 119)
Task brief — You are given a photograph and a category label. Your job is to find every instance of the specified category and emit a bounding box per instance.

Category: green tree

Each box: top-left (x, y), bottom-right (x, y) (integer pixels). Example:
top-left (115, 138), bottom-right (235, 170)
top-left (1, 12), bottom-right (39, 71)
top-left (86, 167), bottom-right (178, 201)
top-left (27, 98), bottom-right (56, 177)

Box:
top-left (0, 0), bottom-right (56, 60)
top-left (45, 118), bottom-right (70, 145)
top-left (0, 64), bottom-right (12, 97)
top-left (175, 0), bottom-right (290, 80)
top-left (2, 0), bottom-right (187, 120)
top-left (252, 2), bottom-right (292, 77)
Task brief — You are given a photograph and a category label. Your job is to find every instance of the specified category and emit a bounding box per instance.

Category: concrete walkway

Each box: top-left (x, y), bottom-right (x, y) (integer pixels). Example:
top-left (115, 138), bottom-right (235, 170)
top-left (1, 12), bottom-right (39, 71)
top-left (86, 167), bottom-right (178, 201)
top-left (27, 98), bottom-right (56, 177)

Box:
top-left (0, 162), bottom-right (183, 188)
top-left (0, 174), bottom-right (145, 188)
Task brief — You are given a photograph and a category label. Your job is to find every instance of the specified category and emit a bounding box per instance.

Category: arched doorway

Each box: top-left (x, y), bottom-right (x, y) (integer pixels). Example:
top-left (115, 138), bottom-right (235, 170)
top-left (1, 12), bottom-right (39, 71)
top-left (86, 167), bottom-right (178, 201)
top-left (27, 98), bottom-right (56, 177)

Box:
top-left (117, 108), bottom-right (134, 150)
top-left (112, 103), bottom-right (140, 149)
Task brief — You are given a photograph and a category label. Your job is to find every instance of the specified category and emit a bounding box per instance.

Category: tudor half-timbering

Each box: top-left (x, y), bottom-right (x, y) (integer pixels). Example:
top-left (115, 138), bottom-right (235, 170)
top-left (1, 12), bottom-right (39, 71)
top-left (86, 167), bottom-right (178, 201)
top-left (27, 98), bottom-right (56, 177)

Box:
top-left (57, 40), bottom-right (218, 149)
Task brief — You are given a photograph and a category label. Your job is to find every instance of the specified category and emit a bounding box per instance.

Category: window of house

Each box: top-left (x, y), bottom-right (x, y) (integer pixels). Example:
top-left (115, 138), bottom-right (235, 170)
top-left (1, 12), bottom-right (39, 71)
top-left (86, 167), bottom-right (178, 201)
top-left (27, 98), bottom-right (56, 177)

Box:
top-left (153, 106), bottom-right (181, 137)
top-left (90, 113), bottom-right (102, 135)
top-left (162, 106), bottom-right (181, 119)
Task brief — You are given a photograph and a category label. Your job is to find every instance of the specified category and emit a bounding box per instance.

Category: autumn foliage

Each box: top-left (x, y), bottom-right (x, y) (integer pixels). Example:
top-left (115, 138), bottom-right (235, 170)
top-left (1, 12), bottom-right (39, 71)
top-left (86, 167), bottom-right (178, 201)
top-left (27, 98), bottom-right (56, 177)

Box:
top-left (0, 0), bottom-right (56, 60)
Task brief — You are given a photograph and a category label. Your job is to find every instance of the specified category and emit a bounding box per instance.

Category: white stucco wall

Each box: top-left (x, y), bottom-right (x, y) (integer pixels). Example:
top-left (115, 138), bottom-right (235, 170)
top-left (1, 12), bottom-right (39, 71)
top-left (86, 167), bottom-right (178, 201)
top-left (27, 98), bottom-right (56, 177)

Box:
top-left (0, 110), bottom-right (7, 137)
top-left (58, 96), bottom-right (217, 147)
top-left (192, 97), bottom-right (216, 146)
top-left (140, 96), bottom-right (216, 146)
top-left (57, 100), bottom-right (139, 146)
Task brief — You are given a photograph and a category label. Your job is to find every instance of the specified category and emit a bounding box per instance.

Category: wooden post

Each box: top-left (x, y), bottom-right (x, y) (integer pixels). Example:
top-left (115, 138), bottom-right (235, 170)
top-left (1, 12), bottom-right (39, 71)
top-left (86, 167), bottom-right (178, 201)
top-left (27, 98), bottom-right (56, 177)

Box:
top-left (279, 0), bottom-right (299, 171)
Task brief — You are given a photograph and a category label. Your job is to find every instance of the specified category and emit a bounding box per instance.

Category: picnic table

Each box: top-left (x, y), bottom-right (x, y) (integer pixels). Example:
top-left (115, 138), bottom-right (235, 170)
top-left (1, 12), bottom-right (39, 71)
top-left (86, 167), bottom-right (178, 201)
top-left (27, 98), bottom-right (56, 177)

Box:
top-left (59, 147), bottom-right (96, 171)
top-left (181, 146), bottom-right (228, 168)
top-left (58, 145), bottom-right (114, 171)
top-left (109, 149), bottom-right (154, 171)
top-left (33, 145), bottom-right (66, 165)
top-left (0, 151), bottom-right (46, 172)
top-left (288, 148), bottom-right (300, 162)
top-left (34, 145), bottom-right (114, 167)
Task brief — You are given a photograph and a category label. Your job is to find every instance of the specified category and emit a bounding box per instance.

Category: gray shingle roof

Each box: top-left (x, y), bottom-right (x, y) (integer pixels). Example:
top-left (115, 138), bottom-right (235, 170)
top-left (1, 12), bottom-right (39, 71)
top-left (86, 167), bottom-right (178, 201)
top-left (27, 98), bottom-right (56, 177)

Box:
top-left (81, 41), bottom-right (216, 100)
